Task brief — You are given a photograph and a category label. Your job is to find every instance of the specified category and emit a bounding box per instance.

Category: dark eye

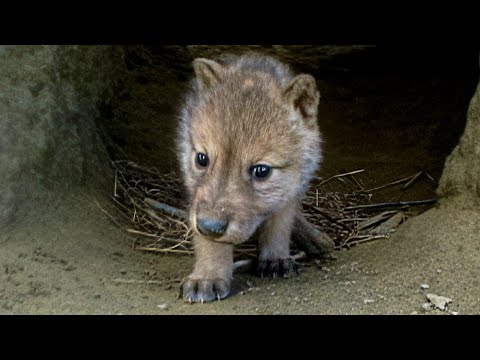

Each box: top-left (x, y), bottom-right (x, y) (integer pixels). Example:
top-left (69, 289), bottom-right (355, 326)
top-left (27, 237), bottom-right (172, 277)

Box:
top-left (251, 164), bottom-right (272, 180)
top-left (196, 153), bottom-right (209, 167)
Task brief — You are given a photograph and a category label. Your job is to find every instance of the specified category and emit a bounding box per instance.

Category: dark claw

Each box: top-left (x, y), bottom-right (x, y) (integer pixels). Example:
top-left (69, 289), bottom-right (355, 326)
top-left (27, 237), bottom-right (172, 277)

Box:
top-left (257, 258), bottom-right (299, 278)
top-left (179, 277), bottom-right (230, 303)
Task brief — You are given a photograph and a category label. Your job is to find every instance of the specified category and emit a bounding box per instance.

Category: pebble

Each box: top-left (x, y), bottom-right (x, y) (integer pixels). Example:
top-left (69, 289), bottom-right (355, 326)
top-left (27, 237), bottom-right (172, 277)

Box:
top-left (363, 299), bottom-right (374, 304)
top-left (157, 303), bottom-right (169, 310)
top-left (420, 284), bottom-right (429, 290)
top-left (422, 303), bottom-right (432, 311)
top-left (426, 293), bottom-right (452, 311)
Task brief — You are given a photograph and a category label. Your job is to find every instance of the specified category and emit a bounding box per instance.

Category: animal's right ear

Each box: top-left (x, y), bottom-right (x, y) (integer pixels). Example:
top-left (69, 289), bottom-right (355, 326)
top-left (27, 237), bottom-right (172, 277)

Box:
top-left (193, 58), bottom-right (225, 91)
top-left (283, 74), bottom-right (320, 128)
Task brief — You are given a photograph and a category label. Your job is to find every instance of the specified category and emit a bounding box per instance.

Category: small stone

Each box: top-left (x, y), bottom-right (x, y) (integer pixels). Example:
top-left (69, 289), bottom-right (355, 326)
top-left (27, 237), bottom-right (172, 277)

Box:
top-left (157, 303), bottom-right (168, 310)
top-left (426, 293), bottom-right (452, 311)
top-left (451, 311), bottom-right (459, 315)
top-left (363, 299), bottom-right (374, 304)
top-left (420, 284), bottom-right (429, 290)
top-left (437, 269), bottom-right (442, 273)
top-left (410, 311), bottom-right (418, 315)
top-left (422, 303), bottom-right (432, 311)
top-left (271, 292), bottom-right (276, 296)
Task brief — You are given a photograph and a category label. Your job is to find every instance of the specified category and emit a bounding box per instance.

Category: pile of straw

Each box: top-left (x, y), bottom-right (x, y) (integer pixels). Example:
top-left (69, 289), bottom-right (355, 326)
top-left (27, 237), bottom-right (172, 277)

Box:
top-left (100, 161), bottom-right (436, 257)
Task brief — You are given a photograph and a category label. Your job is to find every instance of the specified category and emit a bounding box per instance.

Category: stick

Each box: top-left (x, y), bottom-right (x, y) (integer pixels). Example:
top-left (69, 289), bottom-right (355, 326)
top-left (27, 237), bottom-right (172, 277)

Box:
top-left (344, 199), bottom-right (437, 211)
top-left (134, 246), bottom-right (193, 254)
top-left (360, 174), bottom-right (415, 193)
top-left (349, 174), bottom-right (364, 191)
top-left (369, 212), bottom-right (406, 235)
top-left (337, 234), bottom-right (389, 249)
top-left (337, 218), bottom-right (368, 222)
top-left (402, 171), bottom-right (423, 190)
top-left (95, 200), bottom-right (126, 230)
top-left (143, 197), bottom-right (189, 220)
top-left (126, 229), bottom-right (160, 238)
top-left (312, 207), bottom-right (350, 230)
top-left (292, 214), bottom-right (336, 258)
top-left (357, 210), bottom-right (398, 230)
top-left (425, 172), bottom-right (436, 183)
top-left (317, 169), bottom-right (365, 186)
top-left (114, 170), bottom-right (118, 197)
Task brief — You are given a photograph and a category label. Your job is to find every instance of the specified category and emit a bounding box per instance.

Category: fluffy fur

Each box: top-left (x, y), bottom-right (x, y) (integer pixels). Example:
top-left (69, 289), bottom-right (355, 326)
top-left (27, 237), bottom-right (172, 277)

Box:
top-left (176, 53), bottom-right (322, 303)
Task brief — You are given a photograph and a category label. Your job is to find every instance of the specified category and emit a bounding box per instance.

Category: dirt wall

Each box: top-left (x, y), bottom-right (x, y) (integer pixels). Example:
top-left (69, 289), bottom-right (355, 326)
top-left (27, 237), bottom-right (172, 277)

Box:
top-left (438, 79), bottom-right (480, 207)
top-left (0, 45), bottom-right (127, 228)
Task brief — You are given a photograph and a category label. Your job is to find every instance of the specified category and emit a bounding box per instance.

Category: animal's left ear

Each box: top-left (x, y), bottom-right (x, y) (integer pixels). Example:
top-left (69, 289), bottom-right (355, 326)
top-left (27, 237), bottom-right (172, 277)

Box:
top-left (283, 74), bottom-right (320, 127)
top-left (193, 58), bottom-right (225, 91)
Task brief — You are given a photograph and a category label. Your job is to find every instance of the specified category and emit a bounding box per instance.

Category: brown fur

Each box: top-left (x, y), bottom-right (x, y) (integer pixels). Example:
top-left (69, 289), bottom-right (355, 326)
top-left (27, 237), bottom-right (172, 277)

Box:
top-left (177, 53), bottom-right (322, 303)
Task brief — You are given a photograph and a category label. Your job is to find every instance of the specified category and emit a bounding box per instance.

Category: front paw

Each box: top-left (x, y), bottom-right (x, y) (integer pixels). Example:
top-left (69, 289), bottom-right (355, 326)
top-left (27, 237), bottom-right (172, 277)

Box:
top-left (257, 258), bottom-right (299, 278)
top-left (179, 277), bottom-right (230, 303)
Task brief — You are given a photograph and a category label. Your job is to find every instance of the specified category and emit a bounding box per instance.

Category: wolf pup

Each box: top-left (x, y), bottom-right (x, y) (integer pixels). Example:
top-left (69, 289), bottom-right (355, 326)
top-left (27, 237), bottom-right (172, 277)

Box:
top-left (177, 53), bottom-right (322, 303)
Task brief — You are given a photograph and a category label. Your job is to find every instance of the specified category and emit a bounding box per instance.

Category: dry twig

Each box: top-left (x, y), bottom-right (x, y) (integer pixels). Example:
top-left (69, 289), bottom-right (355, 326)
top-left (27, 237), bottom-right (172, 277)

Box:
top-left (105, 161), bottom-right (437, 257)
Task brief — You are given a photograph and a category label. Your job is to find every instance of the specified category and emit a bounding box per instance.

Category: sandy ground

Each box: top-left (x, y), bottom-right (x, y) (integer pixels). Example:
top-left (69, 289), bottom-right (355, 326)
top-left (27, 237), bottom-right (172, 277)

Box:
top-left (1, 191), bottom-right (478, 315)
top-left (1, 46), bottom-right (479, 315)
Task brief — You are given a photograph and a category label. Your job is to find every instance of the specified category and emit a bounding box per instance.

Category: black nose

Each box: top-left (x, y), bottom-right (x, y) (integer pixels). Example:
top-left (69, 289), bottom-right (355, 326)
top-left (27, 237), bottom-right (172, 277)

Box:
top-left (197, 218), bottom-right (228, 237)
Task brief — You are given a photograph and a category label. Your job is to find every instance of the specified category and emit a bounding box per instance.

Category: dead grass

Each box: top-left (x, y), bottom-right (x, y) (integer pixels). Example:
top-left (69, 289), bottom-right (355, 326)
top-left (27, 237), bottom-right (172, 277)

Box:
top-left (100, 160), bottom-right (437, 257)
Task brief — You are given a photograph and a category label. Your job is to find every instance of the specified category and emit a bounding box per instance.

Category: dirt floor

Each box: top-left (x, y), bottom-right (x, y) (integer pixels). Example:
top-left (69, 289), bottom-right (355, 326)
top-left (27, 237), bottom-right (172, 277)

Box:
top-left (1, 191), bottom-right (479, 315)
top-left (1, 46), bottom-right (479, 314)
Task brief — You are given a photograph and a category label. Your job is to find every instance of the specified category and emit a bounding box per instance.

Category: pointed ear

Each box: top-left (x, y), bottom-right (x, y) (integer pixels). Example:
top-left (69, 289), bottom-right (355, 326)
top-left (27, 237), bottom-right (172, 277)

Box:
top-left (192, 58), bottom-right (225, 91)
top-left (283, 74), bottom-right (320, 127)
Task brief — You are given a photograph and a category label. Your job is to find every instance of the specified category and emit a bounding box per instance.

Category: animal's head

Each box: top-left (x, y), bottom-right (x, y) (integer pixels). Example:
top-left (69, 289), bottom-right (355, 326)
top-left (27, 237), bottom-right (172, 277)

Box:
top-left (177, 54), bottom-right (322, 244)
